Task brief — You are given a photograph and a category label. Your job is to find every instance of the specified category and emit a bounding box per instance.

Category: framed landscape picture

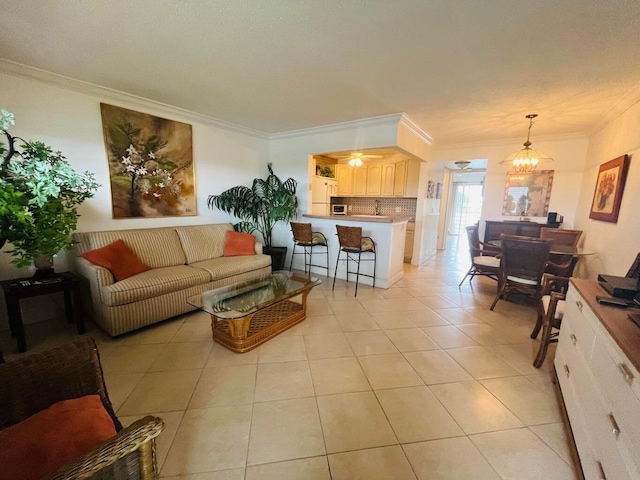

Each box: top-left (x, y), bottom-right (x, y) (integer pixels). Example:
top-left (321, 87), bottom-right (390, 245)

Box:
top-left (100, 103), bottom-right (197, 218)
top-left (589, 154), bottom-right (630, 223)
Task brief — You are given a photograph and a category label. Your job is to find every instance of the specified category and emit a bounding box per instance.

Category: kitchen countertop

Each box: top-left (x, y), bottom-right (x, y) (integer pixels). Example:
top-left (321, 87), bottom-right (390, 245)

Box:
top-left (303, 214), bottom-right (413, 224)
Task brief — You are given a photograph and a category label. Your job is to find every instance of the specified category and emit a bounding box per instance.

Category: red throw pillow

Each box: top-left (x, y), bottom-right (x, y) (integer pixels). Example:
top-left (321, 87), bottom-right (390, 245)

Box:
top-left (0, 395), bottom-right (117, 480)
top-left (81, 239), bottom-right (148, 281)
top-left (223, 231), bottom-right (256, 257)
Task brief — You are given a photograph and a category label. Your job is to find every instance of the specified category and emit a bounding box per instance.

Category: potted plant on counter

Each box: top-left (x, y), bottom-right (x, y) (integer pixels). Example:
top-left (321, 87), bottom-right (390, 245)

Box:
top-left (207, 163), bottom-right (298, 270)
top-left (0, 109), bottom-right (100, 277)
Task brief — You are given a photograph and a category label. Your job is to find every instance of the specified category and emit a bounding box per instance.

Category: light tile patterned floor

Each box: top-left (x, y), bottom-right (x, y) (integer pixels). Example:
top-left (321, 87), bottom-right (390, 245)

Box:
top-left (1, 237), bottom-right (580, 479)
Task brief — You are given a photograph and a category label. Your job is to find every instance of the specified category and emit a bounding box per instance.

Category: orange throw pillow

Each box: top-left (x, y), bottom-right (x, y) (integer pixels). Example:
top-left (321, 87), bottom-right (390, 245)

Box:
top-left (81, 239), bottom-right (148, 281)
top-left (223, 231), bottom-right (256, 257)
top-left (0, 395), bottom-right (117, 480)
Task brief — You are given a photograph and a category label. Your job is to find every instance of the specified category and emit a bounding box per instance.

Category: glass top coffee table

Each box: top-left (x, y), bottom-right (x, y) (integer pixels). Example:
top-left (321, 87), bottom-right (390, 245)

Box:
top-left (187, 271), bottom-right (321, 352)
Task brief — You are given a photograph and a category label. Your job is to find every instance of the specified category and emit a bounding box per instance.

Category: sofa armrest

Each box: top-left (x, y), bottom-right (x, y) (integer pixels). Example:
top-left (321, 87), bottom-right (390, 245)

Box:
top-left (76, 257), bottom-right (115, 288)
top-left (254, 242), bottom-right (263, 254)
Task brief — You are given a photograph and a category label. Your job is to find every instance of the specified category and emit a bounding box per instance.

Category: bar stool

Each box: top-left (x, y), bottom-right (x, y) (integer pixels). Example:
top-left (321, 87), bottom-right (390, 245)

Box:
top-left (332, 225), bottom-right (377, 296)
top-left (289, 222), bottom-right (329, 276)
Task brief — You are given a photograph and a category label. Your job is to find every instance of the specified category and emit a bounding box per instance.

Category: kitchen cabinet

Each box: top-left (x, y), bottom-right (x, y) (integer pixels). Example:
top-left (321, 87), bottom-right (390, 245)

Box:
top-left (555, 279), bottom-right (640, 480)
top-left (335, 164), bottom-right (353, 196)
top-left (382, 163), bottom-right (395, 196)
top-left (393, 160), bottom-right (407, 196)
top-left (366, 164), bottom-right (382, 196)
top-left (352, 166), bottom-right (367, 196)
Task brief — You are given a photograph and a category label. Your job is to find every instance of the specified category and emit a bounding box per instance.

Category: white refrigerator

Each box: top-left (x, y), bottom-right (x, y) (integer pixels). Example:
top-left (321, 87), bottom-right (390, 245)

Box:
top-left (311, 175), bottom-right (338, 215)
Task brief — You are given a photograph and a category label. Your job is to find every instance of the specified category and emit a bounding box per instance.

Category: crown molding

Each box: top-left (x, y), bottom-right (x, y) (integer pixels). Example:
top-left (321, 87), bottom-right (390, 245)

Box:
top-left (399, 113), bottom-right (434, 146)
top-left (587, 79), bottom-right (640, 137)
top-left (435, 131), bottom-right (588, 151)
top-left (0, 58), bottom-right (269, 139)
top-left (269, 113), bottom-right (404, 139)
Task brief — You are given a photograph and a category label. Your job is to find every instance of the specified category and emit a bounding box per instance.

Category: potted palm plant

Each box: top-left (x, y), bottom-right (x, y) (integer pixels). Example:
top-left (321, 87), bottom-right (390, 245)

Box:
top-left (207, 163), bottom-right (298, 270)
top-left (0, 109), bottom-right (100, 277)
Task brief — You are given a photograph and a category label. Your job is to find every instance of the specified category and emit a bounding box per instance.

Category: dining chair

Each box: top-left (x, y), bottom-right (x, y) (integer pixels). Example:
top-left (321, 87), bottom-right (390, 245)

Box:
top-left (626, 252), bottom-right (640, 278)
top-left (458, 225), bottom-right (501, 287)
top-left (540, 228), bottom-right (583, 277)
top-left (531, 275), bottom-right (570, 367)
top-left (490, 234), bottom-right (552, 311)
top-left (289, 222), bottom-right (329, 276)
top-left (332, 225), bottom-right (376, 296)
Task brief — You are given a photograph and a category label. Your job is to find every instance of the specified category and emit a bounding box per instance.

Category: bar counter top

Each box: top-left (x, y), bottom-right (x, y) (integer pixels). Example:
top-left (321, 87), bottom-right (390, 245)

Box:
top-left (302, 214), bottom-right (413, 224)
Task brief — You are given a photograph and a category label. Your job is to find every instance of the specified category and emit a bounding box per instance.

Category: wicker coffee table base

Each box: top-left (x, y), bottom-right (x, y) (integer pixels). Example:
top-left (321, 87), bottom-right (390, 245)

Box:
top-left (210, 291), bottom-right (310, 353)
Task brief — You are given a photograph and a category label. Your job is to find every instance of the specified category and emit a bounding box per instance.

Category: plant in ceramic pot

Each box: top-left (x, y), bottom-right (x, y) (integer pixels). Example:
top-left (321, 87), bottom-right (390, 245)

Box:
top-left (0, 109), bottom-right (100, 275)
top-left (207, 163), bottom-right (298, 270)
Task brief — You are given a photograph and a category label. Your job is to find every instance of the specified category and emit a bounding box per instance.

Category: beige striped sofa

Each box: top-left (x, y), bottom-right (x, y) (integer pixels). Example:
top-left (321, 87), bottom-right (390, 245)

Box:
top-left (73, 224), bottom-right (271, 336)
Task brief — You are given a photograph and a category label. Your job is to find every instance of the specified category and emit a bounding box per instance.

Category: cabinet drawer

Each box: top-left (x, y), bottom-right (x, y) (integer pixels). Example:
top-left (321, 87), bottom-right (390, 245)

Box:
top-left (562, 287), bottom-right (597, 359)
top-left (591, 335), bottom-right (640, 473)
top-left (560, 327), bottom-right (635, 480)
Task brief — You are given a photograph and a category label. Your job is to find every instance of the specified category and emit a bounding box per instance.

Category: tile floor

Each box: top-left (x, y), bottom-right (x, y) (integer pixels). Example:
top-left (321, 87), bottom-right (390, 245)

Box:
top-left (1, 237), bottom-right (580, 479)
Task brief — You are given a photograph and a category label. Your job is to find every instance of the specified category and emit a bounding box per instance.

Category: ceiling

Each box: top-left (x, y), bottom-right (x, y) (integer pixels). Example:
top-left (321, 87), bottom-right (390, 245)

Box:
top-left (2, 1), bottom-right (640, 145)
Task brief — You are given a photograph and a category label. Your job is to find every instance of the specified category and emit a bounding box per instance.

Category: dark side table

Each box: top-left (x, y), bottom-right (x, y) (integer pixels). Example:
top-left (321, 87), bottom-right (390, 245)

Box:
top-left (1, 272), bottom-right (86, 353)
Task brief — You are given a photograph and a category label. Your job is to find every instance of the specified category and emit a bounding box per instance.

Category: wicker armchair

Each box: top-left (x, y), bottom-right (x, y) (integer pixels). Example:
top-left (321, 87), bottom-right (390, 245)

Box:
top-left (0, 337), bottom-right (164, 480)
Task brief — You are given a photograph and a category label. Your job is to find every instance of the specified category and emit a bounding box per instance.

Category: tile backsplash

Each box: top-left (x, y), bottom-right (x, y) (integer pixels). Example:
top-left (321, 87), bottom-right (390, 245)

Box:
top-left (331, 197), bottom-right (416, 219)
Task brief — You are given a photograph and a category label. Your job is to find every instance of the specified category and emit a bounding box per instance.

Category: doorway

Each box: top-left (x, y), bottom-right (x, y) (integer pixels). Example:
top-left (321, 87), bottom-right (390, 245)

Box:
top-left (449, 182), bottom-right (484, 235)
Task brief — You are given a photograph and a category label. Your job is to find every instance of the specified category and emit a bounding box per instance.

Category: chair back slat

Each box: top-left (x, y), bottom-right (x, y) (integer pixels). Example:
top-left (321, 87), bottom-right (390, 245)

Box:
top-left (290, 222), bottom-right (313, 243)
top-left (540, 228), bottom-right (582, 247)
top-left (336, 225), bottom-right (362, 250)
top-left (501, 234), bottom-right (552, 283)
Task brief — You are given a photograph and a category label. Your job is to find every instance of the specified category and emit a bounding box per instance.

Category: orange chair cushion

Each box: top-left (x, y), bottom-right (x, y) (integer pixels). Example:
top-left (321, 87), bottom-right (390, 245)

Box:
top-left (0, 395), bottom-right (117, 480)
top-left (223, 231), bottom-right (256, 257)
top-left (81, 239), bottom-right (148, 281)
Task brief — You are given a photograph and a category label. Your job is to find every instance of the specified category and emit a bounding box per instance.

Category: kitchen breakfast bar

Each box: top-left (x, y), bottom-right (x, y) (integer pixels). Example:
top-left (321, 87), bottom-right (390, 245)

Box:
top-left (301, 214), bottom-right (411, 289)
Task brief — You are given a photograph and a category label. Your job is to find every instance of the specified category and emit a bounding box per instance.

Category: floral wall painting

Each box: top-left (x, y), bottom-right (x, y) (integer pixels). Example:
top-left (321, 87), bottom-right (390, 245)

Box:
top-left (502, 170), bottom-right (554, 217)
top-left (436, 182), bottom-right (443, 199)
top-left (589, 154), bottom-right (630, 223)
top-left (100, 103), bottom-right (196, 218)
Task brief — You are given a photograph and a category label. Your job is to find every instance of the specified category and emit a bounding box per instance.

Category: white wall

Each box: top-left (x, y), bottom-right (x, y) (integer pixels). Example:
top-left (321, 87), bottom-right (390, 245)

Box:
top-left (0, 70), bottom-right (269, 328)
top-left (432, 135), bottom-right (589, 240)
top-left (574, 101), bottom-right (640, 278)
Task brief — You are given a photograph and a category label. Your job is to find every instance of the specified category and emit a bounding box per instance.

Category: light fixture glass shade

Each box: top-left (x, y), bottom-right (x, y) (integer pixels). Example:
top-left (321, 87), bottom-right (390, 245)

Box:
top-left (454, 160), bottom-right (471, 169)
top-left (348, 158), bottom-right (363, 167)
top-left (501, 114), bottom-right (553, 173)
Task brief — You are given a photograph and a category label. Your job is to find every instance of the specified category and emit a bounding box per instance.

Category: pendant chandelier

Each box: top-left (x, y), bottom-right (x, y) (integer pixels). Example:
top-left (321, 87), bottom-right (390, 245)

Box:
top-left (501, 114), bottom-right (553, 173)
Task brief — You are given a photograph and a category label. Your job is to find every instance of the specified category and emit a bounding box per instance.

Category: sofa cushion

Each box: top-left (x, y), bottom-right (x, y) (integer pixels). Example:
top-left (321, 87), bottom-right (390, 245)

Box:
top-left (223, 231), bottom-right (256, 257)
top-left (0, 395), bottom-right (116, 480)
top-left (191, 254), bottom-right (272, 281)
top-left (176, 224), bottom-right (233, 264)
top-left (81, 239), bottom-right (149, 281)
top-left (81, 228), bottom-right (186, 268)
top-left (101, 265), bottom-right (210, 306)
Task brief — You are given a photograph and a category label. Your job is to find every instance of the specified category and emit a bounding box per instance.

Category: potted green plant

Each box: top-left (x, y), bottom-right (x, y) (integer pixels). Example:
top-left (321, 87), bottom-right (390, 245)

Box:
top-left (207, 163), bottom-right (298, 270)
top-left (0, 109), bottom-right (100, 277)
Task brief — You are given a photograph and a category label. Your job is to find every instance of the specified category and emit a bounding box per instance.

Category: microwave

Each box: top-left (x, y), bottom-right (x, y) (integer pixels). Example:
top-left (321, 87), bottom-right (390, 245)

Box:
top-left (332, 204), bottom-right (347, 215)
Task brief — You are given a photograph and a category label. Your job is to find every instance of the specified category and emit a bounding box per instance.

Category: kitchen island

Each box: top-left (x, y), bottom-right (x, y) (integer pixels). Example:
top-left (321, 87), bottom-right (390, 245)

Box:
top-left (301, 214), bottom-right (411, 288)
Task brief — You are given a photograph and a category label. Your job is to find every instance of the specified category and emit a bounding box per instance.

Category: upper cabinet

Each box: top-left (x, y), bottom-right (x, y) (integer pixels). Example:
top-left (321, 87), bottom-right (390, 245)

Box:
top-left (336, 159), bottom-right (421, 197)
top-left (335, 164), bottom-right (353, 196)
top-left (352, 166), bottom-right (368, 196)
top-left (366, 164), bottom-right (382, 196)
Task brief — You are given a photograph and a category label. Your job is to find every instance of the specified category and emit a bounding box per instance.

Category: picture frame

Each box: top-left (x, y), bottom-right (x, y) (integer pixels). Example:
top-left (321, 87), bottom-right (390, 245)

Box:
top-left (100, 103), bottom-right (197, 219)
top-left (427, 180), bottom-right (435, 199)
top-left (502, 170), bottom-right (554, 217)
top-left (589, 154), bottom-right (630, 223)
top-left (436, 182), bottom-right (443, 199)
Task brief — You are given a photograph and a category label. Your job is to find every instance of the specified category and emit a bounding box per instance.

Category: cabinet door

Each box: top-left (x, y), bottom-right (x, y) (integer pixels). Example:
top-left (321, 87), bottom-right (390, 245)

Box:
top-left (366, 164), bottom-right (382, 196)
top-left (335, 165), bottom-right (353, 196)
top-left (382, 164), bottom-right (395, 196)
top-left (311, 176), bottom-right (327, 203)
top-left (353, 167), bottom-right (367, 196)
top-left (393, 160), bottom-right (407, 196)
